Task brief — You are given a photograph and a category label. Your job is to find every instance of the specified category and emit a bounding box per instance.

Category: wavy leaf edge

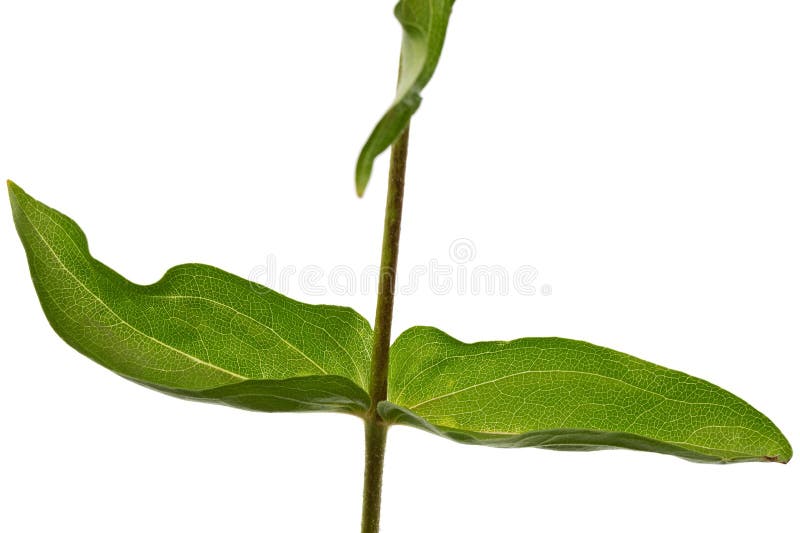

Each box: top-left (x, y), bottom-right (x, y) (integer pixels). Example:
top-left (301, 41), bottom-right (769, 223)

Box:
top-left (8, 180), bottom-right (373, 415)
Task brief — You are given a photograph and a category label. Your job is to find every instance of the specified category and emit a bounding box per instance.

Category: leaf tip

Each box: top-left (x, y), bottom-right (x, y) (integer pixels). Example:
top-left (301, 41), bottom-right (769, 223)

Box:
top-left (772, 430), bottom-right (793, 464)
top-left (355, 159), bottom-right (371, 198)
top-left (774, 445), bottom-right (793, 464)
top-left (7, 180), bottom-right (26, 210)
top-left (763, 454), bottom-right (790, 464)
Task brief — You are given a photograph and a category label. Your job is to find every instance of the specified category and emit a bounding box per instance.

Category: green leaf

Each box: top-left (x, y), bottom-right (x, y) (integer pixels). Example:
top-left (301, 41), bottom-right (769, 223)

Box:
top-left (7, 181), bottom-right (372, 414)
top-left (381, 326), bottom-right (792, 463)
top-left (355, 0), bottom-right (456, 196)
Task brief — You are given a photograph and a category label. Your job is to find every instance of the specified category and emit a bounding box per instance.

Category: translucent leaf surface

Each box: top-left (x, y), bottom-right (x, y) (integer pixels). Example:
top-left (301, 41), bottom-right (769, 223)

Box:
top-left (8, 181), bottom-right (372, 414)
top-left (382, 326), bottom-right (792, 463)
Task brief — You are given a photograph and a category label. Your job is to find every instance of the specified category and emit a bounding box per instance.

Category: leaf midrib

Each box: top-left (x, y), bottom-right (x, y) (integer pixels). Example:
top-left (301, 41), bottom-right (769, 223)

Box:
top-left (159, 294), bottom-right (330, 377)
top-left (405, 366), bottom-right (783, 453)
top-left (407, 367), bottom-right (743, 414)
top-left (160, 285), bottom-right (369, 388)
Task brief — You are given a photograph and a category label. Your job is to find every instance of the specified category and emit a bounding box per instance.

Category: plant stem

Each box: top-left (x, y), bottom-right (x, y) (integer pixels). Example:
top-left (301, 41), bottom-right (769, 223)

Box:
top-left (361, 415), bottom-right (388, 533)
top-left (361, 124), bottom-right (410, 533)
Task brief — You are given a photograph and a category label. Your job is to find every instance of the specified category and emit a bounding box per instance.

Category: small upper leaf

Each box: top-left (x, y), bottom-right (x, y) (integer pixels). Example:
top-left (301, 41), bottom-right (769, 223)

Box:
top-left (382, 326), bottom-right (792, 463)
top-left (8, 181), bottom-right (372, 414)
top-left (355, 0), bottom-right (456, 196)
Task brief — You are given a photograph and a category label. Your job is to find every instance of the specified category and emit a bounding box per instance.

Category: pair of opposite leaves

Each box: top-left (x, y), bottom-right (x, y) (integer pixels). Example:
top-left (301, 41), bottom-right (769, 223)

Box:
top-left (7, 0), bottom-right (792, 465)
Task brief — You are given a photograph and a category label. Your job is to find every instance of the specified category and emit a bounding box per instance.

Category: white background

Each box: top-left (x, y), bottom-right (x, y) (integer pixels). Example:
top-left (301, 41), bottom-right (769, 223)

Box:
top-left (1, 1), bottom-right (798, 531)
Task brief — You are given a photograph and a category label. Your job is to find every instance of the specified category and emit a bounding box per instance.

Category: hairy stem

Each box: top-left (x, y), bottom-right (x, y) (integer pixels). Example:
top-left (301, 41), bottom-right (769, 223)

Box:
top-left (367, 125), bottom-right (409, 413)
top-left (361, 416), bottom-right (388, 533)
top-left (361, 124), bottom-right (410, 533)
